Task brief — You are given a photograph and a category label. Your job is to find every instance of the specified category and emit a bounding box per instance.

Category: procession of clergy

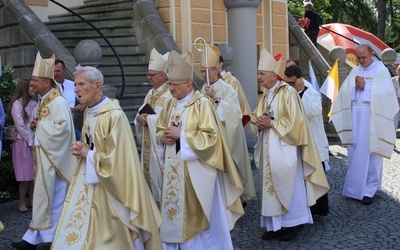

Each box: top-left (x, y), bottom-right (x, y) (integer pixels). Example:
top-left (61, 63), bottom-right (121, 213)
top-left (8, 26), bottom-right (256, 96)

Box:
top-left (11, 41), bottom-right (398, 250)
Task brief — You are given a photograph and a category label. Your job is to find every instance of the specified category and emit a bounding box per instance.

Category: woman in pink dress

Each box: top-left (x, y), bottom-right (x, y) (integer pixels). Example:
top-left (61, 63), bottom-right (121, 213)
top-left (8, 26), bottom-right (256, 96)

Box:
top-left (7, 78), bottom-right (37, 212)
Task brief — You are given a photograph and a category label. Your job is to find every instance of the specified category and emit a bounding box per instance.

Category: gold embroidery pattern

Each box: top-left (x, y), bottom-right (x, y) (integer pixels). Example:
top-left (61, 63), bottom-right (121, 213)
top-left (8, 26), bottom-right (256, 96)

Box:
top-left (264, 138), bottom-right (275, 197)
top-left (142, 127), bottom-right (151, 187)
top-left (141, 84), bottom-right (169, 187)
top-left (36, 88), bottom-right (62, 119)
top-left (146, 84), bottom-right (169, 108)
top-left (64, 184), bottom-right (90, 246)
top-left (41, 147), bottom-right (70, 185)
top-left (264, 93), bottom-right (276, 197)
top-left (163, 162), bottom-right (181, 220)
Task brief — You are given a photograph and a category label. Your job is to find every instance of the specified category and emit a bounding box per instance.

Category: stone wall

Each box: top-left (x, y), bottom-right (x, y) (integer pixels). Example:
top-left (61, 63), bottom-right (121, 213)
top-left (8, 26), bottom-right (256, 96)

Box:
top-left (0, 2), bottom-right (36, 80)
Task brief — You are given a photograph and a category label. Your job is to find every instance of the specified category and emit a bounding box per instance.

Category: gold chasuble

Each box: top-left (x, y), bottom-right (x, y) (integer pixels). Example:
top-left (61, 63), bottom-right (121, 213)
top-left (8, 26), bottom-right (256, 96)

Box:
top-left (156, 91), bottom-right (244, 243)
top-left (53, 99), bottom-right (162, 249)
top-left (222, 71), bottom-right (252, 117)
top-left (30, 88), bottom-right (77, 230)
top-left (251, 82), bottom-right (330, 216)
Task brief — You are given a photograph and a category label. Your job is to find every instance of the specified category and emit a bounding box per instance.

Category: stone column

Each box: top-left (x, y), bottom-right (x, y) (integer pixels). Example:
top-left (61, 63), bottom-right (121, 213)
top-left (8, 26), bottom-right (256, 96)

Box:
top-left (381, 48), bottom-right (397, 75)
top-left (325, 46), bottom-right (346, 138)
top-left (224, 0), bottom-right (261, 145)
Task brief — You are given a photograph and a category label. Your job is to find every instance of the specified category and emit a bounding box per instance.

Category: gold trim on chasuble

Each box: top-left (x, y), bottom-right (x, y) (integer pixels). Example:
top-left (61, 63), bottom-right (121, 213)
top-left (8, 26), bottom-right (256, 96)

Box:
top-left (160, 105), bottom-right (207, 243)
top-left (142, 84), bottom-right (169, 188)
top-left (53, 164), bottom-right (94, 248)
top-left (260, 85), bottom-right (288, 216)
top-left (35, 88), bottom-right (62, 119)
top-left (161, 159), bottom-right (208, 243)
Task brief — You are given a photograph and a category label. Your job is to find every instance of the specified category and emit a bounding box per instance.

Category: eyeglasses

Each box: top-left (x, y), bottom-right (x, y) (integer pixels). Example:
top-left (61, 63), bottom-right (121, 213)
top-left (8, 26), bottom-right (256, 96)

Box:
top-left (146, 72), bottom-right (161, 78)
top-left (285, 78), bottom-right (298, 85)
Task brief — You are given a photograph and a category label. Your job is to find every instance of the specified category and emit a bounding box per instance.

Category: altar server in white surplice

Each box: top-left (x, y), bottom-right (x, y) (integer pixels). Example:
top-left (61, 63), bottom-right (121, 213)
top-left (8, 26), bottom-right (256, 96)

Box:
top-left (156, 50), bottom-right (244, 250)
top-left (200, 44), bottom-right (256, 204)
top-left (331, 44), bottom-right (398, 205)
top-left (251, 49), bottom-right (329, 242)
top-left (134, 48), bottom-right (172, 203)
top-left (284, 64), bottom-right (330, 216)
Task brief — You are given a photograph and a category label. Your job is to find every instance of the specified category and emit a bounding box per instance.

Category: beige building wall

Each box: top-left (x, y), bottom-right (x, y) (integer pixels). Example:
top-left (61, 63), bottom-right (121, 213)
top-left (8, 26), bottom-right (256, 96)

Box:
top-left (158, 0), bottom-right (288, 77)
top-left (159, 0), bottom-right (228, 76)
top-left (258, 0), bottom-right (289, 77)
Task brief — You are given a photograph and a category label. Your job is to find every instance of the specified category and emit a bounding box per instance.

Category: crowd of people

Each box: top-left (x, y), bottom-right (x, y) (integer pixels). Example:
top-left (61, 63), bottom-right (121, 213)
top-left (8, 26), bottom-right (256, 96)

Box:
top-left (0, 41), bottom-right (398, 249)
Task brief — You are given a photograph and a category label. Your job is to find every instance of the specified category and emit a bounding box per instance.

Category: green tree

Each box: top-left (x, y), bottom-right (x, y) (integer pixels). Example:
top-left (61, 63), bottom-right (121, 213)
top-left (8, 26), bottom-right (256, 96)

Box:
top-left (385, 0), bottom-right (400, 51)
top-left (0, 63), bottom-right (18, 202)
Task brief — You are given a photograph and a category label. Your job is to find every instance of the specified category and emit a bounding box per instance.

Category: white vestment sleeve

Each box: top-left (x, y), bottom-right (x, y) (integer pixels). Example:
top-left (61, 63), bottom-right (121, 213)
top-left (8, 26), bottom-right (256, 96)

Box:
top-left (180, 130), bottom-right (198, 161)
top-left (86, 150), bottom-right (100, 184)
top-left (34, 133), bottom-right (40, 146)
top-left (361, 82), bottom-right (372, 102)
top-left (215, 102), bottom-right (225, 121)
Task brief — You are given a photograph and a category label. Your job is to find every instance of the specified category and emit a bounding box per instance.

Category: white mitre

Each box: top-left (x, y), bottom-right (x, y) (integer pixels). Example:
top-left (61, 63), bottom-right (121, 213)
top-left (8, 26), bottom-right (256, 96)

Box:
top-left (148, 48), bottom-right (169, 73)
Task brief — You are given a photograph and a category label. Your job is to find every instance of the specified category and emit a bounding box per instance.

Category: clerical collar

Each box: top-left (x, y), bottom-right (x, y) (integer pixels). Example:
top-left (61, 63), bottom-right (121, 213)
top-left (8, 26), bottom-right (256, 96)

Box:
top-left (89, 95), bottom-right (106, 108)
top-left (88, 96), bottom-right (109, 114)
top-left (362, 60), bottom-right (376, 71)
top-left (267, 81), bottom-right (280, 99)
top-left (221, 70), bottom-right (226, 76)
top-left (176, 90), bottom-right (194, 107)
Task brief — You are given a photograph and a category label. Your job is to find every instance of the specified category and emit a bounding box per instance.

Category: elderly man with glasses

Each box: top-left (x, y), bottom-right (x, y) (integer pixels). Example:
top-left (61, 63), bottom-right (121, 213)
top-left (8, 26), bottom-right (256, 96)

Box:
top-left (156, 50), bottom-right (244, 249)
top-left (134, 48), bottom-right (172, 204)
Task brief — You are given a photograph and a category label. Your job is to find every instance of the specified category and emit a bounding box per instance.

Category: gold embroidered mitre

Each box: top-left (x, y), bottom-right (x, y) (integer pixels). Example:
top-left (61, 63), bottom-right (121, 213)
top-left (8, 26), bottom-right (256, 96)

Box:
top-left (168, 50), bottom-right (194, 82)
top-left (200, 44), bottom-right (220, 68)
top-left (32, 52), bottom-right (55, 79)
top-left (148, 48), bottom-right (169, 73)
top-left (258, 49), bottom-right (282, 74)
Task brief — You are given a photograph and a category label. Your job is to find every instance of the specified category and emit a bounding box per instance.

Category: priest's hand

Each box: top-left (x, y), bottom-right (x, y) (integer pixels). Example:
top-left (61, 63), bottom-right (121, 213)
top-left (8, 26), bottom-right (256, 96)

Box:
top-left (71, 141), bottom-right (90, 158)
top-left (355, 76), bottom-right (365, 90)
top-left (256, 114), bottom-right (273, 130)
top-left (30, 117), bottom-right (39, 130)
top-left (161, 126), bottom-right (181, 144)
top-left (204, 85), bottom-right (216, 99)
top-left (137, 114), bottom-right (148, 126)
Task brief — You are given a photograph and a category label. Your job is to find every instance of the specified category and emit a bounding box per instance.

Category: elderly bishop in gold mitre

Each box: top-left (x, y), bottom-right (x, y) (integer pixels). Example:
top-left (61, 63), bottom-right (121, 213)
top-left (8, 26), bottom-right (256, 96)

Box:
top-left (251, 48), bottom-right (329, 241)
top-left (156, 50), bottom-right (244, 248)
top-left (134, 48), bottom-right (172, 204)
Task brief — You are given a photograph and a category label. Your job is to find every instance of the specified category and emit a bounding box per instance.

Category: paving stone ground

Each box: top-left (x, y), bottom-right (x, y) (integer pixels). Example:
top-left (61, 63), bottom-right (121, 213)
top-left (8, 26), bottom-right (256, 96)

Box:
top-left (1, 140), bottom-right (400, 250)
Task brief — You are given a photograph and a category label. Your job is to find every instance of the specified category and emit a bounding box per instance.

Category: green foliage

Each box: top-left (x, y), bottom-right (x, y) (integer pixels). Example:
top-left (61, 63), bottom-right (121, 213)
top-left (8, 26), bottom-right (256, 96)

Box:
top-left (0, 63), bottom-right (18, 202)
top-left (0, 151), bottom-right (18, 202)
top-left (385, 0), bottom-right (400, 51)
top-left (288, 0), bottom-right (400, 51)
top-left (0, 62), bottom-right (17, 108)
top-left (288, 0), bottom-right (331, 23)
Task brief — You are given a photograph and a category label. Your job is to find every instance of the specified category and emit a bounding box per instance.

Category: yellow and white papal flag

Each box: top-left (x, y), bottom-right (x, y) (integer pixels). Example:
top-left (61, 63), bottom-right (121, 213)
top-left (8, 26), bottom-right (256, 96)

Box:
top-left (320, 59), bottom-right (339, 118)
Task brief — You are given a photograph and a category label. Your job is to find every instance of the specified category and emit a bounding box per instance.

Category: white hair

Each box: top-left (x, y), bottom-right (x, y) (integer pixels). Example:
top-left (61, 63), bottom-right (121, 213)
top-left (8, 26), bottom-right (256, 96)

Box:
top-left (304, 2), bottom-right (313, 8)
top-left (74, 65), bottom-right (104, 85)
